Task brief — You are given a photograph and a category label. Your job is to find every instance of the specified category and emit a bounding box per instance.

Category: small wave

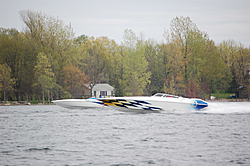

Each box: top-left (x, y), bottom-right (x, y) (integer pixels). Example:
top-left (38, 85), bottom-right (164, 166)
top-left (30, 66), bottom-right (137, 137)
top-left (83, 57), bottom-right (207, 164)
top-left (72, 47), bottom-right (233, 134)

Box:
top-left (25, 147), bottom-right (51, 152)
top-left (2, 150), bottom-right (14, 154)
top-left (110, 164), bottom-right (135, 166)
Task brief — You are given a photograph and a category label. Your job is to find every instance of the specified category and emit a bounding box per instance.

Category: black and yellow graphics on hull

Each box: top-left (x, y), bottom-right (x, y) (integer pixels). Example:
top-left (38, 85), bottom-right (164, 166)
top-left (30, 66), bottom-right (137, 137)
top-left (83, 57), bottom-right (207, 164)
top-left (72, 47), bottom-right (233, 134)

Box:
top-left (99, 99), bottom-right (163, 111)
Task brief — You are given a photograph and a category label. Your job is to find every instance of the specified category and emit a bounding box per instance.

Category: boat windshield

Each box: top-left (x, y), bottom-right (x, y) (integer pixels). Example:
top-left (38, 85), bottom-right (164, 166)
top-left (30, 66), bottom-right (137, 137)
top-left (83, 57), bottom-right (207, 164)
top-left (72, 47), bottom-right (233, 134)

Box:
top-left (153, 93), bottom-right (164, 97)
top-left (152, 93), bottom-right (179, 98)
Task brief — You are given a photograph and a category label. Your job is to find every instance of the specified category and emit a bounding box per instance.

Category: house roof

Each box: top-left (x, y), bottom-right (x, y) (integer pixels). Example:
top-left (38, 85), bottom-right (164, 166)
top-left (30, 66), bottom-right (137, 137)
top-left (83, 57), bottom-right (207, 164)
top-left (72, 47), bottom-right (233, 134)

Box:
top-left (92, 84), bottom-right (114, 91)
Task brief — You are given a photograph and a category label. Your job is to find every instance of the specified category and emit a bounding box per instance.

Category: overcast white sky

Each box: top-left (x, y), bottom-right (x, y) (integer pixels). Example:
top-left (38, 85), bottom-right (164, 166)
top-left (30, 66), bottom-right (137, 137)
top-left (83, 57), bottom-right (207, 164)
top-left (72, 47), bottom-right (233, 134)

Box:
top-left (1, 0), bottom-right (250, 46)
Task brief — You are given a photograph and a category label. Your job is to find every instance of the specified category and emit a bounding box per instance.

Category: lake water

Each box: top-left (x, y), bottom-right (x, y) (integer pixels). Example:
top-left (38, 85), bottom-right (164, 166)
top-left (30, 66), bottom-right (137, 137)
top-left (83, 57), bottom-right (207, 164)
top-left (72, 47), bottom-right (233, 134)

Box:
top-left (1, 102), bottom-right (250, 166)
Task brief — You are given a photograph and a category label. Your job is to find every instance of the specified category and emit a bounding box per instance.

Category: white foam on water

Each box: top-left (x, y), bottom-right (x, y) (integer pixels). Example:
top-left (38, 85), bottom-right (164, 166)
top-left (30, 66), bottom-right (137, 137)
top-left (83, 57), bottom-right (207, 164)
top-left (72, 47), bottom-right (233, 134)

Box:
top-left (203, 101), bottom-right (250, 114)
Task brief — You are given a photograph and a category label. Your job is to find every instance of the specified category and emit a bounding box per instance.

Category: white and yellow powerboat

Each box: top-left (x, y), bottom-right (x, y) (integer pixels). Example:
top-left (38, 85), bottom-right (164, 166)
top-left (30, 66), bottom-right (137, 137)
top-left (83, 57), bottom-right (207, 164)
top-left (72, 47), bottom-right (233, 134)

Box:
top-left (52, 93), bottom-right (208, 113)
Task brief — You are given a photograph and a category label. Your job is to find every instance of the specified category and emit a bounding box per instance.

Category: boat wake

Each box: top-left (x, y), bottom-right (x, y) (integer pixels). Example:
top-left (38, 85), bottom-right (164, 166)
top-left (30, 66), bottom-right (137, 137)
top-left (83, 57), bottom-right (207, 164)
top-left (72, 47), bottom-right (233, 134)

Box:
top-left (202, 102), bottom-right (250, 114)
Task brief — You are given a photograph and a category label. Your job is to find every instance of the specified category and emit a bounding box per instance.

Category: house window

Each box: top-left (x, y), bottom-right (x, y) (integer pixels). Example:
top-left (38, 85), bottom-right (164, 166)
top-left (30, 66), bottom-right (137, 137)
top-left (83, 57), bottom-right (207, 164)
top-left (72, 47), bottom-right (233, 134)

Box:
top-left (94, 91), bottom-right (96, 97)
top-left (100, 91), bottom-right (107, 97)
top-left (111, 91), bottom-right (113, 96)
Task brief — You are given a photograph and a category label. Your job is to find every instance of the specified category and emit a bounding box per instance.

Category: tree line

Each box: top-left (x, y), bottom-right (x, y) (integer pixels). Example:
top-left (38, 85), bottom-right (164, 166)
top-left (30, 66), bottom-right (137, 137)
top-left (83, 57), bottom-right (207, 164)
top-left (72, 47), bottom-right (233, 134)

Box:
top-left (0, 10), bottom-right (249, 103)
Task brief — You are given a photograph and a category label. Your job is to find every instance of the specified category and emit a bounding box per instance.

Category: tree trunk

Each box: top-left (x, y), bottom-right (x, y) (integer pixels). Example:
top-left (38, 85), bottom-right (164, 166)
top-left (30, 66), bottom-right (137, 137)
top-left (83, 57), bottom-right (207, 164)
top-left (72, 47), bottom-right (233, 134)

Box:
top-left (51, 90), bottom-right (53, 101)
top-left (4, 89), bottom-right (6, 103)
top-left (48, 90), bottom-right (50, 104)
top-left (43, 90), bottom-right (45, 105)
top-left (38, 92), bottom-right (41, 101)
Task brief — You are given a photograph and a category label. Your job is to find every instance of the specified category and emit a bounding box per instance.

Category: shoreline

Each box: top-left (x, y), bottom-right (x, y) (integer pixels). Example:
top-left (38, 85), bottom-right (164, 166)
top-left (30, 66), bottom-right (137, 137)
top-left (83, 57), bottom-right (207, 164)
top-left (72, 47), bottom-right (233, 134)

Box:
top-left (0, 104), bottom-right (56, 106)
top-left (0, 102), bottom-right (55, 106)
top-left (207, 98), bottom-right (250, 102)
top-left (1, 98), bottom-right (250, 106)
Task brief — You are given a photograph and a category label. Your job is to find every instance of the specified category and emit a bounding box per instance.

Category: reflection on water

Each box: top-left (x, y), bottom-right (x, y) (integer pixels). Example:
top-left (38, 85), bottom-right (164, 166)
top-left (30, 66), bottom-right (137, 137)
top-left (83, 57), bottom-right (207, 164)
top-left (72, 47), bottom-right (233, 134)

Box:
top-left (0, 103), bottom-right (250, 165)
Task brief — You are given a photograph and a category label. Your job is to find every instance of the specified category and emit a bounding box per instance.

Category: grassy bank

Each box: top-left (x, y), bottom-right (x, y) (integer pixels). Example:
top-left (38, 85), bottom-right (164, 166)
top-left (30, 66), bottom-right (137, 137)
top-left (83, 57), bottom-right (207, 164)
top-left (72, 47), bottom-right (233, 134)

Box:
top-left (211, 91), bottom-right (233, 99)
top-left (208, 90), bottom-right (249, 101)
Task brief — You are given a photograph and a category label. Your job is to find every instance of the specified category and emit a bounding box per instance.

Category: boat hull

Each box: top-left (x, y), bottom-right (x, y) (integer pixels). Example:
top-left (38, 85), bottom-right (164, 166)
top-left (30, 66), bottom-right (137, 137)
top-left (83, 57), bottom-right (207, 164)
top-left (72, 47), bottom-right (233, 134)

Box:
top-left (52, 98), bottom-right (106, 109)
top-left (99, 96), bottom-right (208, 112)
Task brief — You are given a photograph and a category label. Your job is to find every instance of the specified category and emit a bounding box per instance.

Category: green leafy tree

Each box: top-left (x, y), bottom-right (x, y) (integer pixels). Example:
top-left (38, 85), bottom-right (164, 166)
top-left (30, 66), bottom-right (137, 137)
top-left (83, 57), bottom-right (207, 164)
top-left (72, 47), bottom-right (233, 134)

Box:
top-left (33, 52), bottom-right (55, 104)
top-left (75, 34), bottom-right (88, 46)
top-left (19, 10), bottom-right (75, 99)
top-left (164, 16), bottom-right (231, 98)
top-left (144, 40), bottom-right (167, 95)
top-left (0, 63), bottom-right (15, 102)
top-left (78, 36), bottom-right (107, 84)
top-left (219, 39), bottom-right (250, 95)
top-left (199, 39), bottom-right (230, 98)
top-left (161, 41), bottom-right (185, 95)
top-left (122, 29), bottom-right (151, 96)
top-left (0, 28), bottom-right (36, 101)
top-left (77, 36), bottom-right (123, 96)
top-left (168, 16), bottom-right (198, 87)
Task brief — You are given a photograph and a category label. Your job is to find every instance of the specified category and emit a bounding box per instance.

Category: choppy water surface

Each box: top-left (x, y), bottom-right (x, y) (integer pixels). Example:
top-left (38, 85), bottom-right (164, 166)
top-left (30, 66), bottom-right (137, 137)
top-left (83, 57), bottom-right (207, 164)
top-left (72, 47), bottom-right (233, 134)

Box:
top-left (1, 102), bottom-right (250, 166)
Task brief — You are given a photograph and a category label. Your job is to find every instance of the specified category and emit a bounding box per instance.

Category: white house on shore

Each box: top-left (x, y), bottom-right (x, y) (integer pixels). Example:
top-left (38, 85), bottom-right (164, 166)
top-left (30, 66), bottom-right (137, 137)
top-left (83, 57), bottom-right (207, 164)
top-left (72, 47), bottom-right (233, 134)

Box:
top-left (81, 83), bottom-right (115, 98)
top-left (92, 83), bottom-right (114, 98)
